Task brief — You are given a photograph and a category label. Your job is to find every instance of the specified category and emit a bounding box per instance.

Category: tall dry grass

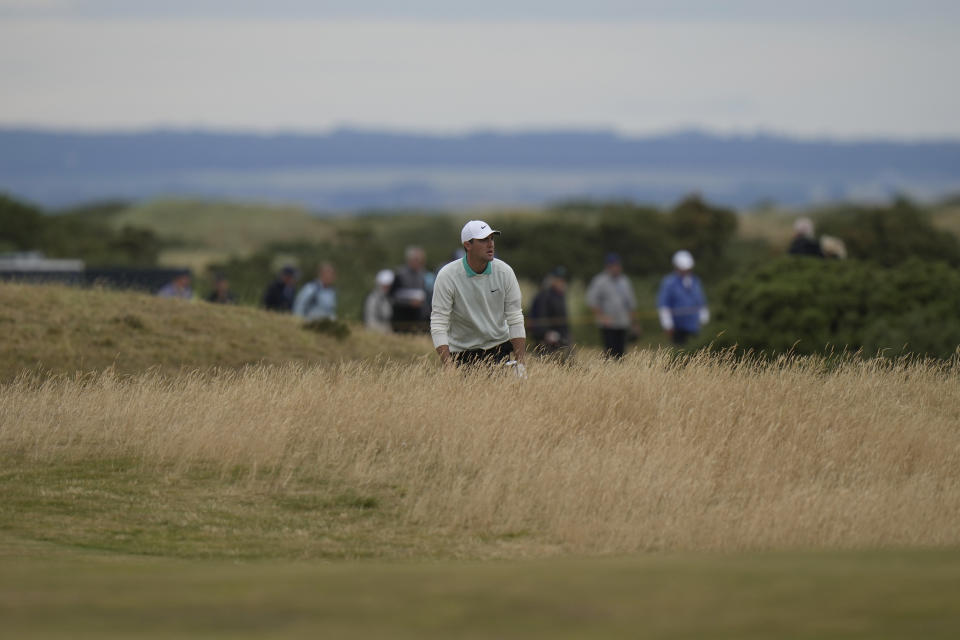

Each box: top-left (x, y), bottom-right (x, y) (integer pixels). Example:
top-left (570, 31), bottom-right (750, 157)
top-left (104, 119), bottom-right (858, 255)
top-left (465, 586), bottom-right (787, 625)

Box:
top-left (3, 351), bottom-right (960, 555)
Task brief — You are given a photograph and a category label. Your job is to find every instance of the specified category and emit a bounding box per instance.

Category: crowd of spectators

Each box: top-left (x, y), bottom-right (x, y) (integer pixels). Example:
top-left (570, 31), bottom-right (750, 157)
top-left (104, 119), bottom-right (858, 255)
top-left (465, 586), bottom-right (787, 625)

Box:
top-left (154, 221), bottom-right (839, 358)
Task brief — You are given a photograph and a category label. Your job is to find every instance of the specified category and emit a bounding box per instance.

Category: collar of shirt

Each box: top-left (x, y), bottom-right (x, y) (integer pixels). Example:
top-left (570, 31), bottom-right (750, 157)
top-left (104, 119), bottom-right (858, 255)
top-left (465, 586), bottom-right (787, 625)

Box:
top-left (461, 255), bottom-right (492, 277)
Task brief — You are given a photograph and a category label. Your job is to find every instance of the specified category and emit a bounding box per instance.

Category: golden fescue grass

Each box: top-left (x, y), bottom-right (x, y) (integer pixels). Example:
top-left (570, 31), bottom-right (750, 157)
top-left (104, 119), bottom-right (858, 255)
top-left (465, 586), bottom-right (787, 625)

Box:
top-left (3, 351), bottom-right (959, 558)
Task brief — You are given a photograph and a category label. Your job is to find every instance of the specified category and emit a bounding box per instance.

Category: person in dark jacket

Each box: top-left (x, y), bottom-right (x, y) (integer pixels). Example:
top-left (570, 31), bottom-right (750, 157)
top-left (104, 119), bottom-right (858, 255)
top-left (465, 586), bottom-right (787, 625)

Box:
top-left (206, 274), bottom-right (235, 304)
top-left (528, 266), bottom-right (570, 356)
top-left (390, 246), bottom-right (434, 333)
top-left (788, 217), bottom-right (824, 257)
top-left (262, 265), bottom-right (298, 312)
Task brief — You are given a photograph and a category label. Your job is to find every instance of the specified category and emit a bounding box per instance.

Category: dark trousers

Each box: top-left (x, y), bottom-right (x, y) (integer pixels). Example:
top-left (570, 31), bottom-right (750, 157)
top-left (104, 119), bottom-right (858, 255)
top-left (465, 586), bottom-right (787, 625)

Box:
top-left (672, 328), bottom-right (696, 346)
top-left (600, 328), bottom-right (627, 359)
top-left (452, 341), bottom-right (514, 366)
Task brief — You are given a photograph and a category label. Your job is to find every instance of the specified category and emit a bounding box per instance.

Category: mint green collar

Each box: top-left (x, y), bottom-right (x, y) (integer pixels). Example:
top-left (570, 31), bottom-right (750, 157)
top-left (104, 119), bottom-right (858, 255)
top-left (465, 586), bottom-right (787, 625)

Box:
top-left (462, 255), bottom-right (492, 277)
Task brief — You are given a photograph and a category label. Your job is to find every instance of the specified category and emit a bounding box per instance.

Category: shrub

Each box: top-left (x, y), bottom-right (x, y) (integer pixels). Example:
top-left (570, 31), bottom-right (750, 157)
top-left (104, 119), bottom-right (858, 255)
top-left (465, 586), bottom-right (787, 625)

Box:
top-left (0, 193), bottom-right (160, 266)
top-left (702, 257), bottom-right (960, 359)
top-left (816, 198), bottom-right (960, 267)
top-left (495, 197), bottom-right (741, 282)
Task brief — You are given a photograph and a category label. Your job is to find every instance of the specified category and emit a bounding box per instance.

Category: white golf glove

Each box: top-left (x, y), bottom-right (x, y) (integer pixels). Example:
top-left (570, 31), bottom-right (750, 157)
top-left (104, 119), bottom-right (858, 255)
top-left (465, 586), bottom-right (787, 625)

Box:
top-left (504, 360), bottom-right (528, 379)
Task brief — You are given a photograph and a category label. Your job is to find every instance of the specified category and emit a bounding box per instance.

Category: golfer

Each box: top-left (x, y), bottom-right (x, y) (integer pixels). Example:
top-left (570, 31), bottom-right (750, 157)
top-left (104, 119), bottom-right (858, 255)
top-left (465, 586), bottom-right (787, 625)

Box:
top-left (430, 220), bottom-right (526, 369)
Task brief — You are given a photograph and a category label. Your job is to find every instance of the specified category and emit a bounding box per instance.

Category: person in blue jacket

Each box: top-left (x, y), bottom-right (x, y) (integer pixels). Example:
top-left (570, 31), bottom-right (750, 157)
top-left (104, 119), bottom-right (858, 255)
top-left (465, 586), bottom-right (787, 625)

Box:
top-left (657, 250), bottom-right (709, 346)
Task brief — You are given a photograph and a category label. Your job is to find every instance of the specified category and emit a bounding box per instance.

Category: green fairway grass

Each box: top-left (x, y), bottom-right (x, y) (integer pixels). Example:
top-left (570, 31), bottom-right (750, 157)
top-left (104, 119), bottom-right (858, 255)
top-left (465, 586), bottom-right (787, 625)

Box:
top-left (3, 540), bottom-right (958, 639)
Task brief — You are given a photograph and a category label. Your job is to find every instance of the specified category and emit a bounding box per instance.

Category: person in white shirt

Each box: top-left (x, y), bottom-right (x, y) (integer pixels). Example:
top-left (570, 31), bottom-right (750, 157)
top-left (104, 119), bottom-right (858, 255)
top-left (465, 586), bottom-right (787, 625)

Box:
top-left (430, 220), bottom-right (526, 369)
top-left (364, 269), bottom-right (395, 334)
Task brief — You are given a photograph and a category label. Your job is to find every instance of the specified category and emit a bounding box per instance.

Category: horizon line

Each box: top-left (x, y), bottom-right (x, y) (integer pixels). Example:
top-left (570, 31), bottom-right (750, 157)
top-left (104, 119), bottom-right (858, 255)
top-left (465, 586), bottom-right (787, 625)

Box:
top-left (3, 123), bottom-right (960, 146)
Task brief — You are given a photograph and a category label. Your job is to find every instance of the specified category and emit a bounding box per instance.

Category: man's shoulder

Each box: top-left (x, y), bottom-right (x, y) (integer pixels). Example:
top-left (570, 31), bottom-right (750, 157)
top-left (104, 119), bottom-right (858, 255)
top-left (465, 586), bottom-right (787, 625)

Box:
top-left (588, 271), bottom-right (608, 286)
top-left (491, 258), bottom-right (516, 275)
top-left (437, 259), bottom-right (460, 274)
top-left (435, 260), bottom-right (463, 283)
top-left (298, 281), bottom-right (321, 297)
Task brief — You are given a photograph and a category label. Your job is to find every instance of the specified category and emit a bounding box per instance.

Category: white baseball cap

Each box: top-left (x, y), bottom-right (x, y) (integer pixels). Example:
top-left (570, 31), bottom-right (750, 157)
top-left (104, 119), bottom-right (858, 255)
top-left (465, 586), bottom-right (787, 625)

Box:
top-left (375, 269), bottom-right (395, 287)
top-left (461, 220), bottom-right (501, 244)
top-left (672, 250), bottom-right (695, 270)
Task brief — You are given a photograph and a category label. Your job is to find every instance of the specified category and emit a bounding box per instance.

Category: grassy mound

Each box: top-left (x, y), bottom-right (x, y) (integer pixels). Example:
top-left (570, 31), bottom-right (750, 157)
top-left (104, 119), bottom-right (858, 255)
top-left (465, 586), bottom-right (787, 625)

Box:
top-left (0, 282), bottom-right (432, 381)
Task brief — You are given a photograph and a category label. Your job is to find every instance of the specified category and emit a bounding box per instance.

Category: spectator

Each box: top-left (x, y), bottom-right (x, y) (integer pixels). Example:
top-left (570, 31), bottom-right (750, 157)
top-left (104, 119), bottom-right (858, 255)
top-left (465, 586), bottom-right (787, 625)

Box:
top-left (293, 262), bottom-right (337, 320)
top-left (431, 220), bottom-right (526, 371)
top-left (156, 271), bottom-right (192, 300)
top-left (657, 250), bottom-right (709, 346)
top-left (528, 266), bottom-right (570, 356)
top-left (390, 246), bottom-right (434, 334)
top-left (586, 253), bottom-right (639, 359)
top-left (364, 269), bottom-right (395, 334)
top-left (262, 265), bottom-right (298, 312)
top-left (788, 217), bottom-right (824, 257)
top-left (821, 235), bottom-right (848, 259)
top-left (206, 274), bottom-right (235, 304)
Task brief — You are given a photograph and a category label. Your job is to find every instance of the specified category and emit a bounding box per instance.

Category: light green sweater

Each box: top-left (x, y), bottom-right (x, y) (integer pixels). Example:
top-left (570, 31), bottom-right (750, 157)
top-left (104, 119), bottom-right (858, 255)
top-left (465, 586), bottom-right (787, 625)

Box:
top-left (430, 257), bottom-right (526, 352)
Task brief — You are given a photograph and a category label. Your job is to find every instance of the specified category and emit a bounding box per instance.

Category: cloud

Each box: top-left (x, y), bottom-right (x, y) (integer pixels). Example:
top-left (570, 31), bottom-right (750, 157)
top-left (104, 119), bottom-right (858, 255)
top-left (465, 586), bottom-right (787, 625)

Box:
top-left (3, 0), bottom-right (960, 22)
top-left (0, 0), bottom-right (75, 11)
top-left (1, 18), bottom-right (958, 138)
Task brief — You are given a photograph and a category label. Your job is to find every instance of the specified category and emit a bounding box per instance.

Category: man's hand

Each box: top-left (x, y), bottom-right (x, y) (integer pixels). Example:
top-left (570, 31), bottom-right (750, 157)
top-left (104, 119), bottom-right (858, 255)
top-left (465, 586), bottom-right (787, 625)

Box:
top-left (435, 344), bottom-right (453, 366)
top-left (510, 337), bottom-right (526, 364)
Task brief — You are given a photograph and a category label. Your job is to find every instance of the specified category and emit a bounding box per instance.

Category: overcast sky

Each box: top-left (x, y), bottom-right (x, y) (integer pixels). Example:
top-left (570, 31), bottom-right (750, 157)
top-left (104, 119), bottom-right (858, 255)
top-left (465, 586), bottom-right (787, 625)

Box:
top-left (2, 0), bottom-right (958, 139)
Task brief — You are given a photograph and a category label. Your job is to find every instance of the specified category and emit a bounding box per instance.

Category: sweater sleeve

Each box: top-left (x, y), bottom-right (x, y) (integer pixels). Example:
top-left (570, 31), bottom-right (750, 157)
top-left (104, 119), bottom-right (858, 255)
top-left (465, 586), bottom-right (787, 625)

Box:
top-left (625, 276), bottom-right (638, 310)
top-left (503, 263), bottom-right (526, 339)
top-left (430, 269), bottom-right (453, 348)
top-left (585, 276), bottom-right (601, 309)
top-left (656, 277), bottom-right (673, 330)
top-left (292, 283), bottom-right (312, 317)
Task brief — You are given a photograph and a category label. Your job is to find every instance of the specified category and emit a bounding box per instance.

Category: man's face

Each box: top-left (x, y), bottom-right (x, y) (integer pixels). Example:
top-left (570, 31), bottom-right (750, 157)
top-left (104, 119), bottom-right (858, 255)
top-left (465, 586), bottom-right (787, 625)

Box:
top-left (407, 249), bottom-right (425, 270)
top-left (465, 235), bottom-right (495, 263)
top-left (606, 262), bottom-right (622, 277)
top-left (319, 265), bottom-right (336, 286)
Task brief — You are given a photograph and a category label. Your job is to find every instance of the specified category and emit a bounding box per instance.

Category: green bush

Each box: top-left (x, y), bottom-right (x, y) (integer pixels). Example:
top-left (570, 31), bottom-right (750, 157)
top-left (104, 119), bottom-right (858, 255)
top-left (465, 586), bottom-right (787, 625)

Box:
top-left (493, 196), bottom-right (740, 282)
top-left (0, 193), bottom-right (45, 252)
top-left (816, 198), bottom-right (960, 267)
top-left (667, 194), bottom-right (739, 277)
top-left (0, 193), bottom-right (161, 266)
top-left (701, 257), bottom-right (960, 359)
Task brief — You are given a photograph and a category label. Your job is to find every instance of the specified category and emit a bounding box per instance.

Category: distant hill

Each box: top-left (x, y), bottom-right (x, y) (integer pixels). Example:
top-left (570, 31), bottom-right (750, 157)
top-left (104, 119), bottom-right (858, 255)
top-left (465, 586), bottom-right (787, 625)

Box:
top-left (2, 128), bottom-right (959, 210)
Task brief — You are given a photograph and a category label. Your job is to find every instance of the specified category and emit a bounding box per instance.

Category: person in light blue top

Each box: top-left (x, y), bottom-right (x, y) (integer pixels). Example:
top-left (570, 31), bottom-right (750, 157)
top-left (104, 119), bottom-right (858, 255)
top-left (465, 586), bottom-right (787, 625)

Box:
top-left (657, 250), bottom-right (709, 346)
top-left (293, 262), bottom-right (337, 320)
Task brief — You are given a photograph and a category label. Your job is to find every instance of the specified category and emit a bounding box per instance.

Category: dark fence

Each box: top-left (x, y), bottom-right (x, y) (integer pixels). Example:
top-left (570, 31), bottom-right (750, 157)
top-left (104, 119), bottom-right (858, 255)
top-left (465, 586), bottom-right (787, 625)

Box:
top-left (0, 268), bottom-right (191, 294)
